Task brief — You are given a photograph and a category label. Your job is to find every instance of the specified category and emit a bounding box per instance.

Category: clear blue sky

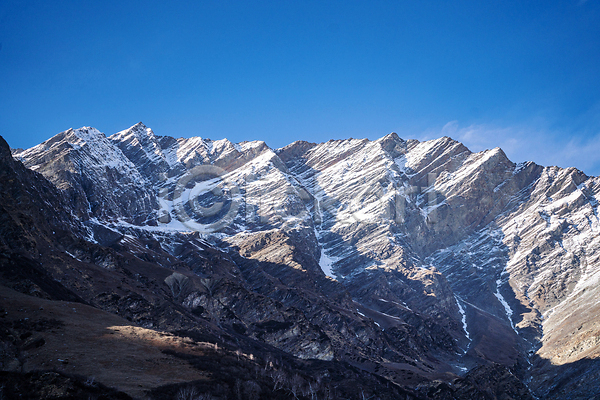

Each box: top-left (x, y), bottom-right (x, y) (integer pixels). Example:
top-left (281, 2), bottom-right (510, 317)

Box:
top-left (1, 1), bottom-right (600, 174)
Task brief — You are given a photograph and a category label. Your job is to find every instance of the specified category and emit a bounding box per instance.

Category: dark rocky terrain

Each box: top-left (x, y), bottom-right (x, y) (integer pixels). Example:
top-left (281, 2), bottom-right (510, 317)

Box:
top-left (1, 122), bottom-right (600, 399)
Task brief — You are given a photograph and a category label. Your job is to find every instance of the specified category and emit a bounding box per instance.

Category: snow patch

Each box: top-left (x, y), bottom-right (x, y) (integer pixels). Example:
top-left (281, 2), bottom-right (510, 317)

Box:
top-left (319, 250), bottom-right (340, 278)
top-left (455, 296), bottom-right (471, 342)
top-left (494, 278), bottom-right (517, 332)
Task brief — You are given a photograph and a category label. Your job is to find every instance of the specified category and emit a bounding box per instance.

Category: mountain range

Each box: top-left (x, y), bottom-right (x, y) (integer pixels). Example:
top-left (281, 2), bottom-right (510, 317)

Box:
top-left (1, 122), bottom-right (600, 399)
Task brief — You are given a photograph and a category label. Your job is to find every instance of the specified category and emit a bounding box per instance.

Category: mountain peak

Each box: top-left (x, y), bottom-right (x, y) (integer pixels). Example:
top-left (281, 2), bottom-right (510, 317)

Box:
top-left (56, 127), bottom-right (108, 149)
top-left (276, 140), bottom-right (317, 161)
top-left (382, 132), bottom-right (401, 140)
top-left (130, 122), bottom-right (155, 137)
top-left (111, 122), bottom-right (156, 141)
top-left (376, 132), bottom-right (407, 157)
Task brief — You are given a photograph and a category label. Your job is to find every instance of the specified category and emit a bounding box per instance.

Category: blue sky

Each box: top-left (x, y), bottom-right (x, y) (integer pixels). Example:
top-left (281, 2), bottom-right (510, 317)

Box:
top-left (1, 1), bottom-right (600, 174)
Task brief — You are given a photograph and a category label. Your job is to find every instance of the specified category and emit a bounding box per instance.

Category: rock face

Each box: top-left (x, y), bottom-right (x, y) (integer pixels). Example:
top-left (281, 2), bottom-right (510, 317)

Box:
top-left (14, 127), bottom-right (157, 224)
top-left (5, 122), bottom-right (600, 399)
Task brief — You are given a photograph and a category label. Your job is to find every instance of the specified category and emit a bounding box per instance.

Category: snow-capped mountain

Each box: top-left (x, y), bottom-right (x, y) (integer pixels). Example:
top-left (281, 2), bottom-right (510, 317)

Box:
top-left (5, 122), bottom-right (600, 399)
top-left (14, 126), bottom-right (157, 224)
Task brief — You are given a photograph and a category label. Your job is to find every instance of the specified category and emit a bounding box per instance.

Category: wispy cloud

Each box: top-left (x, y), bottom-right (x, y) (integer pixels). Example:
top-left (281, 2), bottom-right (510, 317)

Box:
top-left (421, 120), bottom-right (600, 177)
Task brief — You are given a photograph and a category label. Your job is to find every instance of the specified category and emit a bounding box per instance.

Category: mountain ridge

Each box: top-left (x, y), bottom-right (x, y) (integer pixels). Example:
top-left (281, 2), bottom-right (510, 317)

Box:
top-left (3, 122), bottom-right (600, 399)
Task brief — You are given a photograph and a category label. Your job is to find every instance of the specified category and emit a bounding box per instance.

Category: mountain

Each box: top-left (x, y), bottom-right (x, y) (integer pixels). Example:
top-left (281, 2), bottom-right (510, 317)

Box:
top-left (3, 122), bottom-right (600, 399)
